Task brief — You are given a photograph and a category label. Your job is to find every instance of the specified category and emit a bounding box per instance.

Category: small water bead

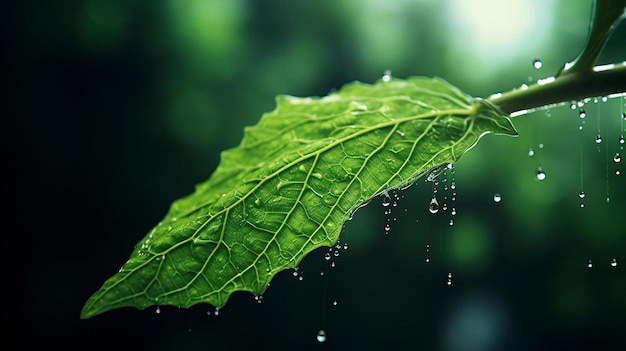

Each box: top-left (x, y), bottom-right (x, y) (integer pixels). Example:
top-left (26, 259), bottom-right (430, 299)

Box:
top-left (614, 153), bottom-right (621, 163)
top-left (536, 166), bottom-right (546, 181)
top-left (255, 295), bottom-right (264, 304)
top-left (579, 108), bottom-right (586, 118)
top-left (384, 223), bottom-right (391, 233)
top-left (493, 193), bottom-right (502, 202)
top-left (155, 306), bottom-right (161, 314)
top-left (316, 330), bottom-right (327, 343)
top-left (570, 102), bottom-right (577, 110)
top-left (595, 135), bottom-right (602, 144)
top-left (620, 136), bottom-right (625, 145)
top-left (382, 69), bottom-right (392, 82)
top-left (610, 259), bottom-right (617, 267)
top-left (214, 308), bottom-right (220, 316)
top-left (532, 57), bottom-right (543, 69)
top-left (429, 196), bottom-right (440, 214)
top-left (539, 143), bottom-right (544, 149)
top-left (324, 252), bottom-right (331, 261)
top-left (587, 260), bottom-right (593, 268)
top-left (449, 219), bottom-right (454, 226)
top-left (382, 196), bottom-right (391, 207)
top-left (616, 170), bottom-right (621, 176)
top-left (578, 191), bottom-right (585, 199)
top-left (528, 148), bottom-right (535, 157)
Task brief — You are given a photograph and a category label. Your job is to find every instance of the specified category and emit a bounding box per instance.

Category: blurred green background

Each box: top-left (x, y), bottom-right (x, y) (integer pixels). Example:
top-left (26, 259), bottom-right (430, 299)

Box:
top-left (5, 0), bottom-right (625, 350)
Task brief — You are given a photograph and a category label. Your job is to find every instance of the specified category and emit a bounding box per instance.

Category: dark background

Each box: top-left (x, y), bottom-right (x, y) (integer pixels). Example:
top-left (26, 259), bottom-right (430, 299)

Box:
top-left (5, 0), bottom-right (626, 350)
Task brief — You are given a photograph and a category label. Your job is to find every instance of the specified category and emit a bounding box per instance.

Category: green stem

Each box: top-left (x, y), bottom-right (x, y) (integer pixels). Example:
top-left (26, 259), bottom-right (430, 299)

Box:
top-left (487, 62), bottom-right (626, 116)
top-left (488, 0), bottom-right (626, 116)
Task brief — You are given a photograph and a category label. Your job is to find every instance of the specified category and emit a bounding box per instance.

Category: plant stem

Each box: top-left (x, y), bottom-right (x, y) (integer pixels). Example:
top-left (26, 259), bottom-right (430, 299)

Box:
top-left (487, 62), bottom-right (626, 116)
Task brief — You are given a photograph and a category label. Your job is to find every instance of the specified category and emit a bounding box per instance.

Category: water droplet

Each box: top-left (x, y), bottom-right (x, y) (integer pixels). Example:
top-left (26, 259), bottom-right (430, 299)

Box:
top-left (587, 260), bottom-right (593, 268)
top-left (536, 166), bottom-right (546, 181)
top-left (214, 308), bottom-right (220, 316)
top-left (382, 69), bottom-right (392, 82)
top-left (620, 136), bottom-right (625, 144)
top-left (381, 196), bottom-right (391, 207)
top-left (324, 252), bottom-right (331, 261)
top-left (255, 295), bottom-right (264, 304)
top-left (343, 243), bottom-right (349, 250)
top-left (493, 193), bottom-right (502, 203)
top-left (316, 330), bottom-right (327, 343)
top-left (333, 250), bottom-right (340, 257)
top-left (539, 143), bottom-right (544, 149)
top-left (610, 258), bottom-right (617, 267)
top-left (429, 196), bottom-right (439, 214)
top-left (570, 102), bottom-right (577, 110)
top-left (320, 270), bottom-right (325, 276)
top-left (614, 153), bottom-right (621, 163)
top-left (578, 191), bottom-right (585, 199)
top-left (528, 148), bottom-right (535, 157)
top-left (595, 135), bottom-right (602, 144)
top-left (155, 306), bottom-right (161, 314)
top-left (332, 300), bottom-right (338, 307)
top-left (447, 272), bottom-right (453, 286)
top-left (449, 219), bottom-right (454, 226)
top-left (616, 170), bottom-right (621, 176)
top-left (532, 57), bottom-right (543, 69)
top-left (384, 223), bottom-right (391, 233)
top-left (579, 108), bottom-right (586, 118)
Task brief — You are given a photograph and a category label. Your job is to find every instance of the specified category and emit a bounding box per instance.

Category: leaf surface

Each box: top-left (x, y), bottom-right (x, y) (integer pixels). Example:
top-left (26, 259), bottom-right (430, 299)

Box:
top-left (81, 76), bottom-right (517, 318)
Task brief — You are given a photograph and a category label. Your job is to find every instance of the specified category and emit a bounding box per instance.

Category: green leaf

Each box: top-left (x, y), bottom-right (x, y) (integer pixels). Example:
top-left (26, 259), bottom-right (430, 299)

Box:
top-left (80, 76), bottom-right (517, 319)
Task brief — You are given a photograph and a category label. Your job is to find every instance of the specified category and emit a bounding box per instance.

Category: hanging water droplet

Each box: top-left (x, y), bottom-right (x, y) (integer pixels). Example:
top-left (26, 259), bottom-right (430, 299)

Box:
top-left (332, 300), bottom-right (338, 307)
top-left (324, 252), bottom-right (331, 261)
top-left (587, 260), bottom-right (593, 268)
top-left (539, 143), bottom-right (544, 149)
top-left (528, 148), bottom-right (535, 157)
top-left (619, 136), bottom-right (625, 145)
top-left (384, 223), bottom-right (391, 233)
top-left (610, 258), bottom-right (617, 267)
top-left (214, 308), bottom-right (220, 316)
top-left (449, 219), bottom-right (454, 226)
top-left (155, 306), bottom-right (161, 314)
top-left (532, 57), bottom-right (543, 69)
top-left (343, 243), bottom-right (349, 250)
top-left (429, 196), bottom-right (439, 214)
top-left (447, 272), bottom-right (453, 286)
top-left (614, 153), bottom-right (621, 163)
top-left (579, 108), bottom-right (586, 118)
top-left (578, 191), bottom-right (585, 199)
top-left (616, 170), bottom-right (621, 176)
top-left (595, 134), bottom-right (602, 144)
top-left (382, 196), bottom-right (391, 207)
top-left (570, 102), bottom-right (577, 110)
top-left (536, 166), bottom-right (546, 181)
top-left (255, 295), bottom-right (264, 304)
top-left (493, 193), bottom-right (502, 203)
top-left (320, 270), bottom-right (325, 276)
top-left (316, 330), bottom-right (327, 343)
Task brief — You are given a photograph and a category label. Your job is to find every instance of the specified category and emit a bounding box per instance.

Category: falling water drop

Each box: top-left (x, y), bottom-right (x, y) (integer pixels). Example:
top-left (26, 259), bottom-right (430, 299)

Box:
top-left (578, 191), bottom-right (585, 199)
top-left (619, 136), bottom-right (625, 145)
top-left (532, 57), bottom-right (543, 69)
top-left (382, 196), bottom-right (391, 207)
top-left (536, 166), bottom-right (546, 181)
top-left (447, 272), bottom-right (453, 286)
top-left (610, 258), bottom-right (617, 267)
top-left (429, 196), bottom-right (439, 214)
top-left (587, 260), bottom-right (593, 268)
top-left (614, 153), bottom-right (621, 163)
top-left (384, 223), bottom-right (391, 234)
top-left (528, 148), bottom-right (535, 157)
top-left (155, 306), bottom-right (161, 314)
top-left (595, 135), bottom-right (603, 144)
top-left (449, 219), bottom-right (454, 226)
top-left (316, 330), bottom-right (327, 343)
top-left (324, 252), bottom-right (331, 261)
top-left (493, 193), bottom-right (502, 203)
top-left (382, 69), bottom-right (392, 82)
top-left (579, 108), bottom-right (586, 118)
